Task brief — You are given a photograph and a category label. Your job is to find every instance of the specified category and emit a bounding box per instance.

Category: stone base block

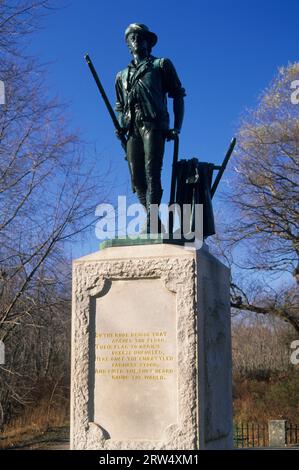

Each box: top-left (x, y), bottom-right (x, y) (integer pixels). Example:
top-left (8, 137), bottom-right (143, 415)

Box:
top-left (71, 244), bottom-right (233, 450)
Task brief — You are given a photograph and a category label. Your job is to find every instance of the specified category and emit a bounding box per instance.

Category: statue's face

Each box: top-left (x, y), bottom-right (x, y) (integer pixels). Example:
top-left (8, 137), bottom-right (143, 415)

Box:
top-left (127, 31), bottom-right (149, 56)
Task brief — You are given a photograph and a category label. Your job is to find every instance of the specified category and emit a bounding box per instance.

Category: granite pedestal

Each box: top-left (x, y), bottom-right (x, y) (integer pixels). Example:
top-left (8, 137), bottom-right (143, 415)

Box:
top-left (71, 243), bottom-right (233, 450)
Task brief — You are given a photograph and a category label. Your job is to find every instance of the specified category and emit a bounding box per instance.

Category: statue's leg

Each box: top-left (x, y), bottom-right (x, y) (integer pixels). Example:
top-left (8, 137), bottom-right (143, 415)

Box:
top-left (126, 127), bottom-right (147, 208)
top-left (143, 129), bottom-right (165, 233)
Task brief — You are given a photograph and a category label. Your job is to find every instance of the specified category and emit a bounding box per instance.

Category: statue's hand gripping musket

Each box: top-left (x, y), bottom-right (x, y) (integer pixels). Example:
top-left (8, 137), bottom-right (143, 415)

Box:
top-left (84, 54), bottom-right (127, 153)
top-left (85, 54), bottom-right (136, 192)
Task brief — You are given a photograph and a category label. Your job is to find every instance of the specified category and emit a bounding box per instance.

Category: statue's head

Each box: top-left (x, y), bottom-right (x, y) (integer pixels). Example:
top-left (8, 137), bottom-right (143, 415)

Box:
top-left (125, 23), bottom-right (158, 56)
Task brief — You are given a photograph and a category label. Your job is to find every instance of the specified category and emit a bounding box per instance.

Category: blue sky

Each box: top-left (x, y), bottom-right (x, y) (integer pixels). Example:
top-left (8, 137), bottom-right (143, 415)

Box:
top-left (27, 0), bottom-right (299, 255)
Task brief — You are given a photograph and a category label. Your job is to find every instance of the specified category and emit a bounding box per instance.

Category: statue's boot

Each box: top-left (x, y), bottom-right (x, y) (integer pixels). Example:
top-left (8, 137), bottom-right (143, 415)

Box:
top-left (135, 191), bottom-right (149, 235)
top-left (135, 190), bottom-right (147, 208)
top-left (145, 187), bottom-right (165, 234)
top-left (139, 215), bottom-right (164, 235)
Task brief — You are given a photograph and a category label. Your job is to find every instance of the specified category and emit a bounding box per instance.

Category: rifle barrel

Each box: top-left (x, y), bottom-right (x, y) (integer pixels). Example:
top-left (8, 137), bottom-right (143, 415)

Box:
top-left (168, 135), bottom-right (179, 236)
top-left (84, 54), bottom-right (127, 151)
top-left (211, 137), bottom-right (236, 198)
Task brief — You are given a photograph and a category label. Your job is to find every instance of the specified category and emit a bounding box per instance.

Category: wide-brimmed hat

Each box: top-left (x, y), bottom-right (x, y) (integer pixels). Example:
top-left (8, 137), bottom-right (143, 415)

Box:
top-left (125, 23), bottom-right (158, 47)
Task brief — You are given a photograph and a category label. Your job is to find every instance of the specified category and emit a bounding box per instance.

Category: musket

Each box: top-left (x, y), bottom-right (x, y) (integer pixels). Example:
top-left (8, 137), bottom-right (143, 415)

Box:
top-left (211, 137), bottom-right (236, 198)
top-left (85, 54), bottom-right (136, 192)
top-left (84, 53), bottom-right (127, 153)
top-left (168, 134), bottom-right (179, 236)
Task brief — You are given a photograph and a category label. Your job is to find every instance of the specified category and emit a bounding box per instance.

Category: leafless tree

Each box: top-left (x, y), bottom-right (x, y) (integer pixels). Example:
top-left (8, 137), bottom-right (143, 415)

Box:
top-left (213, 63), bottom-right (299, 332)
top-left (0, 1), bottom-right (111, 426)
top-left (232, 313), bottom-right (296, 377)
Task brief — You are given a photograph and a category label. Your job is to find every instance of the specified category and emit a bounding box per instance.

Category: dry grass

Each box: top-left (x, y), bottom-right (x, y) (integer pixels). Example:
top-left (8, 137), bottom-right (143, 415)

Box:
top-left (233, 370), bottom-right (299, 424)
top-left (0, 399), bottom-right (69, 449)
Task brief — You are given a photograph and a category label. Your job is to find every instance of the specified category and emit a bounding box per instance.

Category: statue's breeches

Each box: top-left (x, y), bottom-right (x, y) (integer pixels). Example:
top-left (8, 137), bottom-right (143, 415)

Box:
top-left (126, 125), bottom-right (165, 208)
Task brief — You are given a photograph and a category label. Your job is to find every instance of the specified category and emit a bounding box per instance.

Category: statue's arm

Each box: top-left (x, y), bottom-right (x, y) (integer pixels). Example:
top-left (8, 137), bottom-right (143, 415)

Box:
top-left (173, 94), bottom-right (184, 133)
top-left (115, 72), bottom-right (125, 127)
top-left (114, 72), bottom-right (128, 140)
top-left (161, 58), bottom-right (186, 137)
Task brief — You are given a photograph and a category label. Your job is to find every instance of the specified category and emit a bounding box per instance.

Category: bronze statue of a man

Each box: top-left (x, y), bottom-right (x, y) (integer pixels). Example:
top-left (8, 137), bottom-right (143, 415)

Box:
top-left (115, 23), bottom-right (185, 233)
